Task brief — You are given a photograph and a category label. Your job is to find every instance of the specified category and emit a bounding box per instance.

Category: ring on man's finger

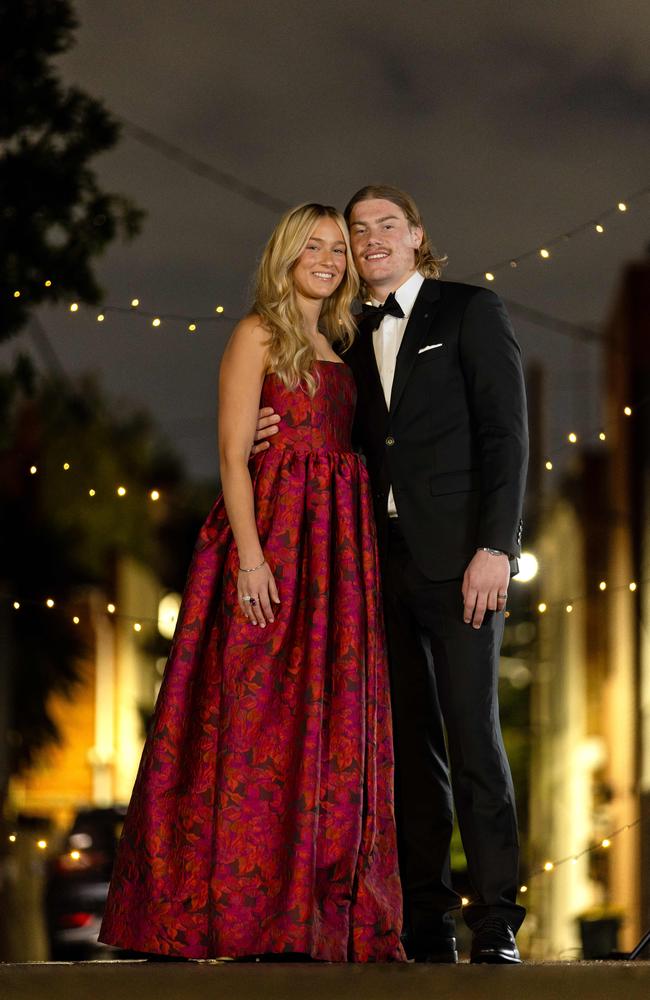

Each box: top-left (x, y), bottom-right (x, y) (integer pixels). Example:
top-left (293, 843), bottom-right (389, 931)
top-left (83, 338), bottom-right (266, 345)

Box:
top-left (498, 593), bottom-right (508, 599)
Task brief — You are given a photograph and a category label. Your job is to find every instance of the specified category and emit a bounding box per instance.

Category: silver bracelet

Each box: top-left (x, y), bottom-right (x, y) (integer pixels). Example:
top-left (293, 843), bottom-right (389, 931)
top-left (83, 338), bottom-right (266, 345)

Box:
top-left (239, 558), bottom-right (266, 573)
top-left (477, 547), bottom-right (509, 557)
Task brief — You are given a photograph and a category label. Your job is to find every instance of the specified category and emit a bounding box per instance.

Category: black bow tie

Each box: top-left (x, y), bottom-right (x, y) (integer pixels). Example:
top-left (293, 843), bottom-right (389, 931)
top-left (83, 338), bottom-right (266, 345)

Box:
top-left (361, 292), bottom-right (405, 331)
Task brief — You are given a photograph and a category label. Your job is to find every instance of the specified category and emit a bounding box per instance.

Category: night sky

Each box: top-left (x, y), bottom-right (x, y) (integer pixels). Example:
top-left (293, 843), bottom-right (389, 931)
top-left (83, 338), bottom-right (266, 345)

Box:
top-left (4, 0), bottom-right (649, 480)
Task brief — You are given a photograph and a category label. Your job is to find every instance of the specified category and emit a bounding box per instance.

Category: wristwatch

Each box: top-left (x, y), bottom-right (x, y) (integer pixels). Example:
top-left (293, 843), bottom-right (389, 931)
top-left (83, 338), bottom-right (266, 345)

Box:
top-left (477, 547), bottom-right (510, 557)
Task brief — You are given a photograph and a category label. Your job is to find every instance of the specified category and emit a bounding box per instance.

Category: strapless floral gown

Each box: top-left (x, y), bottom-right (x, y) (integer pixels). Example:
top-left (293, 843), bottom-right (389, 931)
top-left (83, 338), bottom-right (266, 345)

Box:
top-left (99, 361), bottom-right (404, 962)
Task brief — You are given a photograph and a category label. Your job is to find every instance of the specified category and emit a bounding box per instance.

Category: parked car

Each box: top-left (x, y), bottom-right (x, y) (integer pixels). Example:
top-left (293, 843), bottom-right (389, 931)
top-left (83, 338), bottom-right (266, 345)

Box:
top-left (44, 806), bottom-right (127, 960)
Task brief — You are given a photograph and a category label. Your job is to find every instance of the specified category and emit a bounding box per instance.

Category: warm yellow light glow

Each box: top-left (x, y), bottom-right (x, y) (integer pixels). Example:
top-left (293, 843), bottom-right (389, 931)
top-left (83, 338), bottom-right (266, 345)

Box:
top-left (571, 857), bottom-right (578, 865)
top-left (9, 834), bottom-right (17, 843)
top-left (215, 305), bottom-right (224, 313)
top-left (70, 850), bottom-right (81, 860)
top-left (117, 486), bottom-right (127, 496)
top-left (538, 602), bottom-right (547, 614)
top-left (544, 861), bottom-right (554, 871)
top-left (13, 290), bottom-right (21, 298)
top-left (70, 302), bottom-right (79, 312)
top-left (29, 465), bottom-right (37, 475)
top-left (599, 581), bottom-right (607, 591)
top-left (97, 313), bottom-right (105, 322)
top-left (63, 462), bottom-right (70, 470)
top-left (540, 248), bottom-right (550, 259)
top-left (134, 622), bottom-right (142, 632)
top-left (485, 272), bottom-right (495, 282)
top-left (44, 279), bottom-right (52, 287)
top-left (158, 592), bottom-right (182, 640)
top-left (595, 224), bottom-right (604, 233)
top-left (107, 603), bottom-right (116, 614)
top-left (13, 602), bottom-right (20, 610)
top-left (545, 460), bottom-right (553, 471)
top-left (152, 317), bottom-right (161, 327)
top-left (568, 432), bottom-right (578, 443)
top-left (520, 885), bottom-right (528, 893)
top-left (188, 323), bottom-right (197, 332)
top-left (566, 604), bottom-right (573, 613)
top-left (46, 598), bottom-right (55, 608)
top-left (601, 838), bottom-right (611, 848)
top-left (88, 488), bottom-right (96, 496)
top-left (623, 405), bottom-right (632, 416)
top-left (37, 840), bottom-right (47, 850)
top-left (599, 432), bottom-right (606, 441)
top-left (150, 489), bottom-right (160, 501)
top-left (510, 260), bottom-right (518, 268)
top-left (617, 201), bottom-right (627, 212)
top-left (72, 616), bottom-right (80, 625)
top-left (514, 552), bottom-right (538, 584)
top-left (630, 582), bottom-right (637, 592)
top-left (461, 897), bottom-right (469, 906)
top-left (131, 298), bottom-right (140, 307)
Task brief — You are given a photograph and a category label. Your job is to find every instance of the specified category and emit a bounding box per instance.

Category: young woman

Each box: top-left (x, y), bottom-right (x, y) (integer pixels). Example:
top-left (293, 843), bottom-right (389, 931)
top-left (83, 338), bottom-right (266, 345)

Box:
top-left (99, 204), bottom-right (404, 962)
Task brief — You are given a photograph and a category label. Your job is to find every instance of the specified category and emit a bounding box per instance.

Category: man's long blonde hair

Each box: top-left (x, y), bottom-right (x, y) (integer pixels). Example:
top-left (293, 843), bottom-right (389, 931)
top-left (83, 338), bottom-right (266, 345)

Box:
top-left (252, 203), bottom-right (358, 396)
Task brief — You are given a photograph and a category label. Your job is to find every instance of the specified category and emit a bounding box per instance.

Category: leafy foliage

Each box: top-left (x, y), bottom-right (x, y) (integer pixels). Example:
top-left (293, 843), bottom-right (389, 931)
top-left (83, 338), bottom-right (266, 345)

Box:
top-left (0, 0), bottom-right (144, 340)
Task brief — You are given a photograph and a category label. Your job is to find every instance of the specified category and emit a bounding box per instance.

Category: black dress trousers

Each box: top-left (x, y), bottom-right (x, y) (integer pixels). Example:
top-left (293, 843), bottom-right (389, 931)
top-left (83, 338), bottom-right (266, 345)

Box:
top-left (382, 519), bottom-right (526, 945)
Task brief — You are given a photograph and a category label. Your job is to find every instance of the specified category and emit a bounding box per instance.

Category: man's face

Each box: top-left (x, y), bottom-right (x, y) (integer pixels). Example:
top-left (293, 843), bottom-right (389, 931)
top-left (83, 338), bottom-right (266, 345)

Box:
top-left (348, 198), bottom-right (423, 297)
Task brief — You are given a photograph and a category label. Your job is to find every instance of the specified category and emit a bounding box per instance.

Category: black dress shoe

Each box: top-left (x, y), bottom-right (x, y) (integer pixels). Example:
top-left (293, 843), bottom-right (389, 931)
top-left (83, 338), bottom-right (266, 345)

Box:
top-left (410, 936), bottom-right (459, 963)
top-left (470, 916), bottom-right (521, 964)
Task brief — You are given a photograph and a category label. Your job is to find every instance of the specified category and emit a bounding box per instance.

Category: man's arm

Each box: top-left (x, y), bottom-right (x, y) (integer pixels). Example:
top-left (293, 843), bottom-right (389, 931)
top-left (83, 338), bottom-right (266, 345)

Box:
top-left (458, 288), bottom-right (529, 627)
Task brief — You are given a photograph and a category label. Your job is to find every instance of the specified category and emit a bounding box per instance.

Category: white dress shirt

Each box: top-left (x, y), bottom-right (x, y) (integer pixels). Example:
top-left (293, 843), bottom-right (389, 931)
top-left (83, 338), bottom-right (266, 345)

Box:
top-left (372, 270), bottom-right (425, 516)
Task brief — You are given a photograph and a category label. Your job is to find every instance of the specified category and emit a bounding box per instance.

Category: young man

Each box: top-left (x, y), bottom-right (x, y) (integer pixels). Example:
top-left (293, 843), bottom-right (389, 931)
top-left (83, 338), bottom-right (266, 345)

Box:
top-left (255, 185), bottom-right (528, 963)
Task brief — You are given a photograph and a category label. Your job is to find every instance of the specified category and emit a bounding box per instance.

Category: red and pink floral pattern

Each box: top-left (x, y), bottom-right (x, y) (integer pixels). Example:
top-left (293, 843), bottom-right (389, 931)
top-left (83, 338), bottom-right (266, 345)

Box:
top-left (100, 362), bottom-right (404, 961)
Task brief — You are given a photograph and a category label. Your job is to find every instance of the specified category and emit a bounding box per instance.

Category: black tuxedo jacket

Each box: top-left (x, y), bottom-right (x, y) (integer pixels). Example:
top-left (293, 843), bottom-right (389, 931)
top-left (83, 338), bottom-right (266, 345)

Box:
top-left (344, 279), bottom-right (529, 581)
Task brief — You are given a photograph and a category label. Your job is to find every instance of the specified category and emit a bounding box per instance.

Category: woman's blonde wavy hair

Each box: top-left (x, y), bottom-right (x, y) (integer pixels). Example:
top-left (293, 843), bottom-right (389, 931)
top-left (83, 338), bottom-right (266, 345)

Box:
top-left (344, 184), bottom-right (447, 298)
top-left (252, 203), bottom-right (359, 396)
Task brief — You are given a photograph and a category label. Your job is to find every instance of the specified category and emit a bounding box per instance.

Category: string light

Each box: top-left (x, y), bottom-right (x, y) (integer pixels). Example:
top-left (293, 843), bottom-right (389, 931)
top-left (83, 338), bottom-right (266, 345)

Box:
top-left (595, 224), bottom-right (604, 234)
top-left (568, 432), bottom-right (578, 443)
top-left (630, 582), bottom-right (637, 592)
top-left (521, 820), bottom-right (640, 888)
top-left (70, 850), bottom-right (81, 861)
top-left (8, 834), bottom-right (16, 843)
top-left (152, 317), bottom-right (161, 327)
top-left (485, 272), bottom-right (495, 282)
top-left (72, 616), bottom-right (80, 625)
top-left (624, 405), bottom-right (632, 416)
top-left (37, 840), bottom-right (47, 850)
top-left (69, 303), bottom-right (78, 312)
top-left (44, 280), bottom-right (52, 287)
top-left (97, 313), bottom-right (105, 322)
top-left (13, 290), bottom-right (21, 298)
top-left (617, 202), bottom-right (627, 212)
top-left (599, 432), bottom-right (606, 441)
top-left (150, 489), bottom-right (160, 501)
top-left (63, 462), bottom-right (70, 470)
top-left (131, 298), bottom-right (140, 308)
top-left (116, 486), bottom-right (127, 496)
top-left (538, 603), bottom-right (547, 614)
top-left (88, 488), bottom-right (96, 496)
top-left (46, 598), bottom-right (55, 608)
top-left (566, 604), bottom-right (573, 613)
top-left (107, 603), bottom-right (116, 614)
top-left (188, 323), bottom-right (197, 332)
top-left (545, 460), bottom-right (553, 471)
top-left (133, 622), bottom-right (142, 632)
top-left (539, 248), bottom-right (551, 259)
top-left (13, 602), bottom-right (20, 610)
top-left (29, 465), bottom-right (37, 475)
top-left (599, 581), bottom-right (607, 591)
top-left (461, 897), bottom-right (470, 906)
top-left (215, 305), bottom-right (224, 313)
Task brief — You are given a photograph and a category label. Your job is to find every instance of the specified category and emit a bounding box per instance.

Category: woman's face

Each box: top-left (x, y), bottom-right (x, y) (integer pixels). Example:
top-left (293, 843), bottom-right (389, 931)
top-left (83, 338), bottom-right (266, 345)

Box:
top-left (292, 217), bottom-right (348, 302)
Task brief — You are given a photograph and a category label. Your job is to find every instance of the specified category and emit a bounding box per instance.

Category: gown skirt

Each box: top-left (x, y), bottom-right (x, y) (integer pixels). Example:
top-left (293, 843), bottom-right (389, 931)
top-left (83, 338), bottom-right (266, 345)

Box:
top-left (99, 362), bottom-right (405, 961)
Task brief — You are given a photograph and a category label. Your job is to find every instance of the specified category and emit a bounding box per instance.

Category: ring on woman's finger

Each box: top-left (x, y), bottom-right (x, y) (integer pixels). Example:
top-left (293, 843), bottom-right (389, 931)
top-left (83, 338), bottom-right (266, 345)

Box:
top-left (243, 595), bottom-right (257, 606)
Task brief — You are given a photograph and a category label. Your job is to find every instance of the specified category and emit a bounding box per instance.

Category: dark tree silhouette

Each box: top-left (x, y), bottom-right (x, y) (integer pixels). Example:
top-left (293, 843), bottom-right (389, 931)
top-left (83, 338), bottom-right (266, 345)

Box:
top-left (0, 0), bottom-right (144, 341)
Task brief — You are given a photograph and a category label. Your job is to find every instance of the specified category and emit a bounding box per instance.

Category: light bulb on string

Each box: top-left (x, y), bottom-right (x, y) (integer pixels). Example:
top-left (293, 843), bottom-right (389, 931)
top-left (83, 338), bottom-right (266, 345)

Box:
top-left (131, 298), bottom-right (140, 308)
top-left (599, 581), bottom-right (607, 591)
top-left (13, 602), bottom-right (20, 610)
top-left (568, 432), bottom-right (578, 443)
top-left (538, 602), bottom-right (547, 614)
top-left (544, 861), bottom-right (554, 872)
top-left (88, 489), bottom-right (96, 497)
top-left (97, 313), bottom-right (105, 322)
top-left (46, 598), bottom-right (55, 608)
top-left (545, 460), bottom-right (553, 471)
top-left (215, 305), bottom-right (224, 314)
top-left (485, 272), bottom-right (495, 282)
top-left (13, 290), bottom-right (21, 298)
top-left (599, 432), bottom-right (606, 441)
top-left (30, 465), bottom-right (37, 475)
top-left (44, 279), bottom-right (52, 287)
top-left (618, 202), bottom-right (627, 212)
top-left (152, 318), bottom-right (161, 328)
top-left (117, 486), bottom-right (127, 497)
top-left (188, 323), bottom-right (197, 332)
top-left (595, 224), bottom-right (604, 234)
top-left (70, 303), bottom-right (78, 312)
top-left (624, 406), bottom-right (632, 416)
top-left (133, 622), bottom-right (142, 632)
top-left (107, 603), bottom-right (116, 614)
top-left (630, 582), bottom-right (637, 592)
top-left (150, 490), bottom-right (160, 501)
top-left (539, 249), bottom-right (550, 259)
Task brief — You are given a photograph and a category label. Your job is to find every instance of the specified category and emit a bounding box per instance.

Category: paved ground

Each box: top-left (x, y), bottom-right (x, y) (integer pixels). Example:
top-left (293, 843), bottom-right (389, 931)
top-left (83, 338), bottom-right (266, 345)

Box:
top-left (2, 960), bottom-right (650, 1000)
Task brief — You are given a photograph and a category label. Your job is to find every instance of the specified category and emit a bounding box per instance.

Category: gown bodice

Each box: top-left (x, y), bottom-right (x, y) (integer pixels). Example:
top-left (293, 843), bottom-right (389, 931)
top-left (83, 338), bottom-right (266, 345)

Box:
top-left (260, 361), bottom-right (355, 455)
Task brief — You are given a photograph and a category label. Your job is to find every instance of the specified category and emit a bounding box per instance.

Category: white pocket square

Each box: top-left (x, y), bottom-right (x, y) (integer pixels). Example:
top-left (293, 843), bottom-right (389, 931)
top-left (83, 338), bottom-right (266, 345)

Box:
top-left (418, 343), bottom-right (443, 354)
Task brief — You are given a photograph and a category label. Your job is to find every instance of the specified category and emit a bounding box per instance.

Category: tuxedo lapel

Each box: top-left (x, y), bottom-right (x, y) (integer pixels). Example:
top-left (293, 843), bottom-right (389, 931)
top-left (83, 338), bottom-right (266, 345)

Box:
top-left (355, 315), bottom-right (389, 418)
top-left (389, 280), bottom-right (442, 415)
